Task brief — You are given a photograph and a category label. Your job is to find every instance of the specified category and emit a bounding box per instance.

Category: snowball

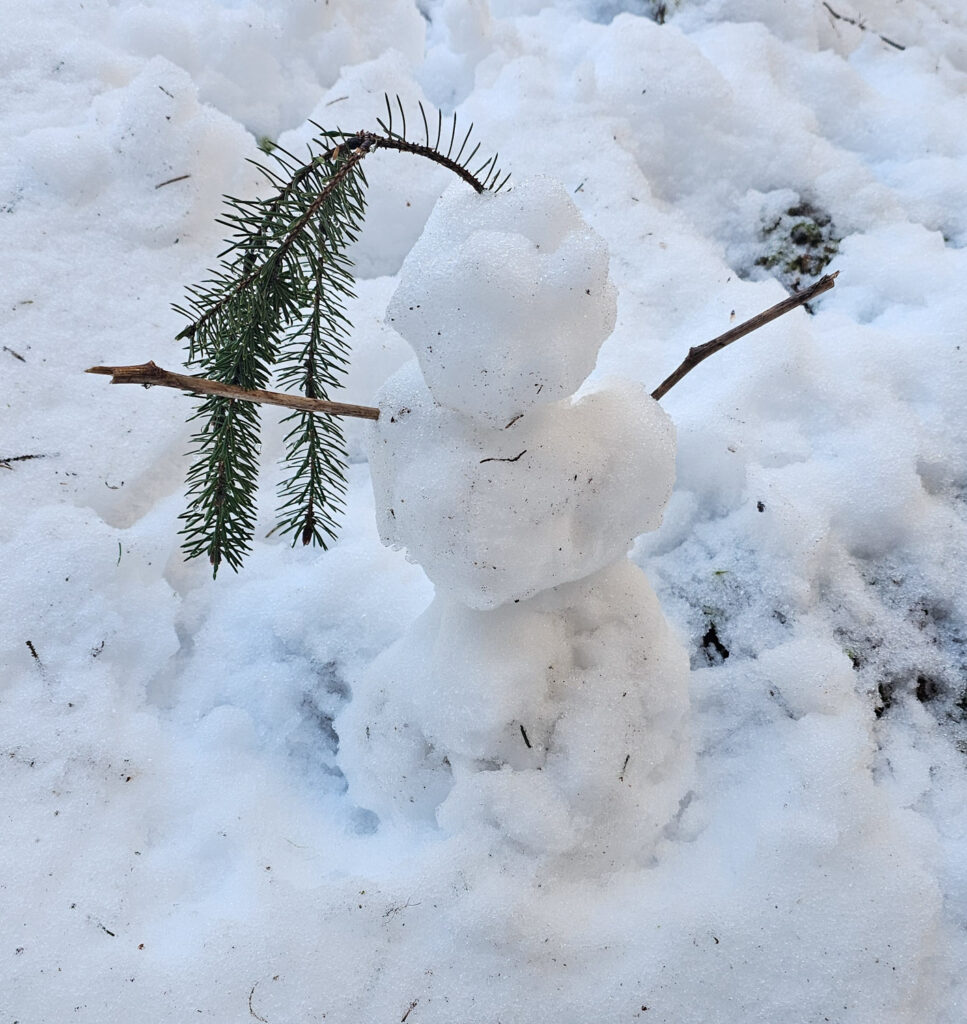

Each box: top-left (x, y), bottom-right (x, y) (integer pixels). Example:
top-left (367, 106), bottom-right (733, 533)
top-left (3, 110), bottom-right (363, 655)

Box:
top-left (385, 176), bottom-right (617, 426)
top-left (367, 361), bottom-right (676, 609)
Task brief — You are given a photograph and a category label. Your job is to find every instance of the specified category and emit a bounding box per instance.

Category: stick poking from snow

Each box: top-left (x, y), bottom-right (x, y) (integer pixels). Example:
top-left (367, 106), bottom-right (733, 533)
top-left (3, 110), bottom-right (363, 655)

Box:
top-left (822, 3), bottom-right (905, 51)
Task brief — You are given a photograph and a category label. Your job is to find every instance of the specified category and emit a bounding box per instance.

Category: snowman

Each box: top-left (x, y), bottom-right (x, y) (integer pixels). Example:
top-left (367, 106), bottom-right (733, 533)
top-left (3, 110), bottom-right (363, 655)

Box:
top-left (337, 178), bottom-right (691, 870)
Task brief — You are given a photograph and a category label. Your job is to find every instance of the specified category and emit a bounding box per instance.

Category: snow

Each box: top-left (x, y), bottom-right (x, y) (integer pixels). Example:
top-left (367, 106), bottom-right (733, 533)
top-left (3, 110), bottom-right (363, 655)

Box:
top-left (3, 1), bottom-right (967, 1022)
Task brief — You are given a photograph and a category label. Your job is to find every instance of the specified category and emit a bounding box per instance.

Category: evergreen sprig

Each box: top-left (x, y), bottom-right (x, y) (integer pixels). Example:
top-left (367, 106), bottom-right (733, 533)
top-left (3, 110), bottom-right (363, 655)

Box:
top-left (173, 102), bottom-right (508, 575)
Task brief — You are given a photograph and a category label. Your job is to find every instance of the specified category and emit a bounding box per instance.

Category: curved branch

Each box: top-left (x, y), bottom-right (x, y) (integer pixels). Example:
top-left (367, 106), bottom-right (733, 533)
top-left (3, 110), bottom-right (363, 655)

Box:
top-left (322, 131), bottom-right (501, 194)
top-left (177, 122), bottom-right (508, 346)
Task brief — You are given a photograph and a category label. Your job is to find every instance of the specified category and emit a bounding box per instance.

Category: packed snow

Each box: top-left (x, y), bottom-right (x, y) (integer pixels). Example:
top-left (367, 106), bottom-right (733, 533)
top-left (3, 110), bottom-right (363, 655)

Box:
top-left (3, 1), bottom-right (967, 1022)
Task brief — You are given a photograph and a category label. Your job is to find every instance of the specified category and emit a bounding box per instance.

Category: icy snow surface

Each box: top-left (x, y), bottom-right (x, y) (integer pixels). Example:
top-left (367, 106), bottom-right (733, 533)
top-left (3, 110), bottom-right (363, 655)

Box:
top-left (3, 1), bottom-right (967, 1022)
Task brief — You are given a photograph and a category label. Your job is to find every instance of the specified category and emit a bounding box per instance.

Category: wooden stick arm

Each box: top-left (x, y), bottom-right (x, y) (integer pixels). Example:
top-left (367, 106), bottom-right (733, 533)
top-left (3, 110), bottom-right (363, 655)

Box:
top-left (85, 361), bottom-right (380, 420)
top-left (650, 272), bottom-right (838, 401)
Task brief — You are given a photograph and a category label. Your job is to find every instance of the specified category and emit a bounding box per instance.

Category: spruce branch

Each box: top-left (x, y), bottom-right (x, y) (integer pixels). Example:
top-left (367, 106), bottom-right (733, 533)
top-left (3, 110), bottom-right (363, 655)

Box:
top-left (179, 305), bottom-right (279, 572)
top-left (174, 147), bottom-right (367, 355)
top-left (275, 224), bottom-right (353, 550)
top-left (181, 394), bottom-right (261, 572)
top-left (96, 99), bottom-right (507, 575)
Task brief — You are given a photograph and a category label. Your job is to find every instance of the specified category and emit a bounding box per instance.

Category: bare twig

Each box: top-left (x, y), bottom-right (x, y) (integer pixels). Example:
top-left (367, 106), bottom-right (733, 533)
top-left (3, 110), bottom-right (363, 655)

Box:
top-left (90, 275), bottom-right (838, 423)
top-left (480, 450), bottom-right (527, 464)
top-left (3, 345), bottom-right (26, 362)
top-left (248, 983), bottom-right (269, 1023)
top-left (1, 452), bottom-right (50, 469)
top-left (154, 173), bottom-right (191, 189)
top-left (86, 362), bottom-right (379, 420)
top-left (822, 2), bottom-right (905, 50)
top-left (401, 1000), bottom-right (418, 1023)
top-left (650, 272), bottom-right (838, 401)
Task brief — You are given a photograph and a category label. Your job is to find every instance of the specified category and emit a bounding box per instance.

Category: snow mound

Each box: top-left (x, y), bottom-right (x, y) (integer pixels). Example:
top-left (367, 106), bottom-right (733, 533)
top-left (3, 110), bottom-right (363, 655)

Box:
top-left (339, 560), bottom-right (691, 864)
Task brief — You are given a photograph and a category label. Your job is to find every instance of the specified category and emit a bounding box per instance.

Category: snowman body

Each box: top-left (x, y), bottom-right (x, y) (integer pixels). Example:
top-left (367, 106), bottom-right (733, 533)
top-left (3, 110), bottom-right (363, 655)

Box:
top-left (337, 178), bottom-right (691, 868)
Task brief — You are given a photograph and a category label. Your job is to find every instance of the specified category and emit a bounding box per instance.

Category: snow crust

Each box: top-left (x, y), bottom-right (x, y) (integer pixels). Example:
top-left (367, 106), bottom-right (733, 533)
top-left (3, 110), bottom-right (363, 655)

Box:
top-left (3, 1), bottom-right (967, 1022)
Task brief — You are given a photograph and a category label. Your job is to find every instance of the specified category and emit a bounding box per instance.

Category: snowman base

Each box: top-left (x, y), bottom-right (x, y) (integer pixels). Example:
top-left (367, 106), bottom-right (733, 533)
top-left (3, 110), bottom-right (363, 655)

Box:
top-left (339, 558), bottom-right (691, 869)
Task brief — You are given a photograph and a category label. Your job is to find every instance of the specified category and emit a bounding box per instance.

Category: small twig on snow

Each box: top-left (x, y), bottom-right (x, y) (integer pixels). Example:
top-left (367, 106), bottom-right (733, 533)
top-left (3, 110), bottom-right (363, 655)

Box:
top-left (822, 2), bottom-right (905, 50)
top-left (248, 983), bottom-right (269, 1023)
top-left (154, 173), bottom-right (191, 189)
top-left (1, 453), bottom-right (50, 469)
top-left (650, 271), bottom-right (838, 401)
top-left (480, 450), bottom-right (527, 464)
top-left (401, 1000), bottom-right (419, 1023)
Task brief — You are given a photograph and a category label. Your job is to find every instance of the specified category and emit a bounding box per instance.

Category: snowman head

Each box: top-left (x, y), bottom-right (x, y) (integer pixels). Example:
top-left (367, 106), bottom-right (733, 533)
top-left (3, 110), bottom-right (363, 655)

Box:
top-left (386, 176), bottom-right (617, 427)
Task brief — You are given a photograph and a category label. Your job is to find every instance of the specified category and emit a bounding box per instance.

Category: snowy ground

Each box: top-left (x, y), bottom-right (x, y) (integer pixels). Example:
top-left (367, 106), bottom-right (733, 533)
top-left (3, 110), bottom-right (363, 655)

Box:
top-left (3, 1), bottom-right (967, 1021)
